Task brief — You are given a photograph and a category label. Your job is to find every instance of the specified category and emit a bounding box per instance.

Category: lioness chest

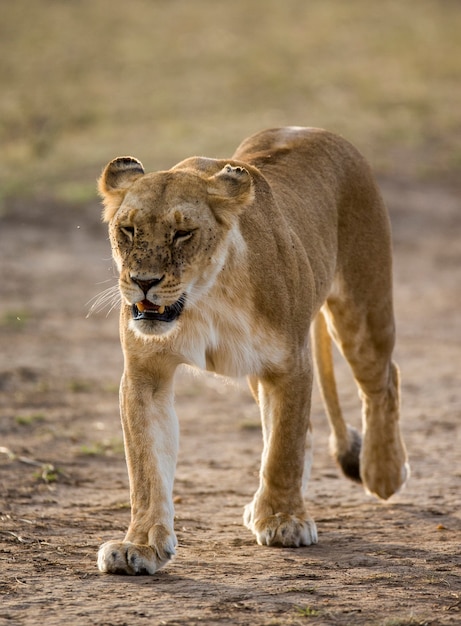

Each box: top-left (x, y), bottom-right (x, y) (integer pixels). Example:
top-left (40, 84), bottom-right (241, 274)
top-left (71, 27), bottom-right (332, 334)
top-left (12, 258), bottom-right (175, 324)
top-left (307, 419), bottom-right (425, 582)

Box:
top-left (176, 302), bottom-right (288, 378)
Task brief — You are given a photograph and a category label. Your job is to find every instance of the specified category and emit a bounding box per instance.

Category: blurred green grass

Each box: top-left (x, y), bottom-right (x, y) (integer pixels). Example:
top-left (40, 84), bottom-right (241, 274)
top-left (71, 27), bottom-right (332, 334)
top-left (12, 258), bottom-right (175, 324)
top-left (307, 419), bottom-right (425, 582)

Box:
top-left (1, 0), bottom-right (460, 202)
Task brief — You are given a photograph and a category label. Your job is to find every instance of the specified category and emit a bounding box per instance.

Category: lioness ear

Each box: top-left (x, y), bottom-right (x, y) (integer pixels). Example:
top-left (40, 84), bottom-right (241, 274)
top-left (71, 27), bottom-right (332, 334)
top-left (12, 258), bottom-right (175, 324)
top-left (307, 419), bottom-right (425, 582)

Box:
top-left (207, 164), bottom-right (254, 225)
top-left (98, 156), bottom-right (145, 222)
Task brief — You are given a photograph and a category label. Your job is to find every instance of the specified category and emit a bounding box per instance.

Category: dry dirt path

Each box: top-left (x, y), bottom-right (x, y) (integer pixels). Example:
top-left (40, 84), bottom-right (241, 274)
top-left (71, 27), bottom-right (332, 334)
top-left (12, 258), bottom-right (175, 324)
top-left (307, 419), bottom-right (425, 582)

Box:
top-left (0, 181), bottom-right (460, 625)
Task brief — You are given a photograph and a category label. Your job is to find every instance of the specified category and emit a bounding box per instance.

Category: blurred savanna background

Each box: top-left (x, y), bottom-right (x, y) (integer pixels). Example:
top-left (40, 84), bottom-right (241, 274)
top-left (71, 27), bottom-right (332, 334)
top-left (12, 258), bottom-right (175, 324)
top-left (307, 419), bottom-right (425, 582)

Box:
top-left (1, 2), bottom-right (461, 625)
top-left (1, 0), bottom-right (460, 203)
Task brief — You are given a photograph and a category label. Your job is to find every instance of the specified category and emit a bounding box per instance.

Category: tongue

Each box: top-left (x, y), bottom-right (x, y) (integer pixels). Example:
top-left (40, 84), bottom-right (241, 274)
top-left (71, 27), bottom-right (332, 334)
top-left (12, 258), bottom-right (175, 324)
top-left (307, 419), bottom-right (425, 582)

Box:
top-left (137, 299), bottom-right (158, 312)
top-left (136, 300), bottom-right (165, 314)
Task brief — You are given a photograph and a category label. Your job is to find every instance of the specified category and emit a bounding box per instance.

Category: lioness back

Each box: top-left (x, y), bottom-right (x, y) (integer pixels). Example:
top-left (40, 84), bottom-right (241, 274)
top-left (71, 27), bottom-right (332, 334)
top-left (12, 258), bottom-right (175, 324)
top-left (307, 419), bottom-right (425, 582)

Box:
top-left (231, 127), bottom-right (392, 328)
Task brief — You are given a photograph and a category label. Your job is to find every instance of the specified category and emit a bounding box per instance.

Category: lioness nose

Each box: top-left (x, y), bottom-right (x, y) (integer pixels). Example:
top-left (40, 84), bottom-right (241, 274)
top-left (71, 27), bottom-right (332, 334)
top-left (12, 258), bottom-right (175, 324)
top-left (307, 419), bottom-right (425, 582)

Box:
top-left (131, 275), bottom-right (165, 294)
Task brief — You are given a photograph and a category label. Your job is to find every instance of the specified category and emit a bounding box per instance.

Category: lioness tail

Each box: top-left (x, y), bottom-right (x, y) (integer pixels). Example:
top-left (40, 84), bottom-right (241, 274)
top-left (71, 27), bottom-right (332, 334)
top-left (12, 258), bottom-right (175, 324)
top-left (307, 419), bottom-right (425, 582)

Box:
top-left (312, 309), bottom-right (362, 483)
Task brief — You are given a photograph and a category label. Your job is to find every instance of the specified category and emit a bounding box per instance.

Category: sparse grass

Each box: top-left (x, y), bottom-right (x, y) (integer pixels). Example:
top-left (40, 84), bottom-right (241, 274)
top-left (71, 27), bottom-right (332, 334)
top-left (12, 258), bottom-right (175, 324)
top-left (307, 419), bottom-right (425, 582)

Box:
top-left (0, 0), bottom-right (460, 202)
top-left (239, 419), bottom-right (261, 431)
top-left (33, 463), bottom-right (60, 484)
top-left (15, 412), bottom-right (46, 426)
top-left (79, 443), bottom-right (106, 457)
top-left (54, 181), bottom-right (97, 204)
top-left (79, 438), bottom-right (124, 457)
top-left (68, 379), bottom-right (93, 393)
top-left (1, 448), bottom-right (60, 484)
top-left (290, 586), bottom-right (316, 593)
top-left (295, 605), bottom-right (320, 617)
top-left (0, 311), bottom-right (29, 329)
top-left (422, 575), bottom-right (450, 586)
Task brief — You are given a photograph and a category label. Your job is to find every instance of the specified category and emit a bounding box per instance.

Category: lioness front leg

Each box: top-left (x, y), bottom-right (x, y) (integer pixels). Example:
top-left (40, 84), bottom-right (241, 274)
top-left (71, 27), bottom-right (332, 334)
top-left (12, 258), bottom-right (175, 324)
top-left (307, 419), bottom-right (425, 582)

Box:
top-left (98, 370), bottom-right (178, 575)
top-left (244, 369), bottom-right (318, 547)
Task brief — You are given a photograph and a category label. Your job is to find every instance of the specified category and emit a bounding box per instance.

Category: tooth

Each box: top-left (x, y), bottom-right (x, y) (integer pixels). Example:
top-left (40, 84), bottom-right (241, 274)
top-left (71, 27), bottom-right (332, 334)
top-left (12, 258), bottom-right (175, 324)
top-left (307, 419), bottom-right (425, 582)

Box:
top-left (158, 305), bottom-right (165, 315)
top-left (136, 301), bottom-right (145, 312)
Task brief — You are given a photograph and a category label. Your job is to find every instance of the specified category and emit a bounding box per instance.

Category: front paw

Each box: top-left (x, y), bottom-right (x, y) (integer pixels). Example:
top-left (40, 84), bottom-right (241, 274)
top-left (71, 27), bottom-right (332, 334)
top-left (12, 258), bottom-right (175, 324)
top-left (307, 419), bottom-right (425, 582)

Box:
top-left (244, 503), bottom-right (318, 547)
top-left (98, 528), bottom-right (176, 575)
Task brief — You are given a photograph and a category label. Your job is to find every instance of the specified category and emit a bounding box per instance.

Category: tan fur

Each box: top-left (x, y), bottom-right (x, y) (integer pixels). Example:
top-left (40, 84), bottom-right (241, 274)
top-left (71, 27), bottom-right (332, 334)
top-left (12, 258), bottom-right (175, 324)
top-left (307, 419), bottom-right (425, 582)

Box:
top-left (96, 127), bottom-right (409, 575)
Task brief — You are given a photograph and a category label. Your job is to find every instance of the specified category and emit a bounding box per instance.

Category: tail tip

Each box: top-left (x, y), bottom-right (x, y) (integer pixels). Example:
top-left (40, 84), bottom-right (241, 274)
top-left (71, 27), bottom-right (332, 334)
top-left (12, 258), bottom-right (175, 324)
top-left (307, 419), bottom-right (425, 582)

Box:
top-left (332, 426), bottom-right (362, 484)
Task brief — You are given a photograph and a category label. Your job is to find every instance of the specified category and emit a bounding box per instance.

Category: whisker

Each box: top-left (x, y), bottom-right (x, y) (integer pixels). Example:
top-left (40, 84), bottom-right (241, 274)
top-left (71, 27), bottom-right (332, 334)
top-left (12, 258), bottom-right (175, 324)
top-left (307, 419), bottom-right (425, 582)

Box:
top-left (86, 284), bottom-right (121, 318)
top-left (95, 278), bottom-right (115, 286)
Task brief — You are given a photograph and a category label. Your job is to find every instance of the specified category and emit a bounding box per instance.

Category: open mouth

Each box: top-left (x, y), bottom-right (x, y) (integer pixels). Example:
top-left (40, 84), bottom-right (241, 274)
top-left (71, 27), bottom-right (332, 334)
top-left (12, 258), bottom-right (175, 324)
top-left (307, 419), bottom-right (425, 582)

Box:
top-left (132, 295), bottom-right (186, 323)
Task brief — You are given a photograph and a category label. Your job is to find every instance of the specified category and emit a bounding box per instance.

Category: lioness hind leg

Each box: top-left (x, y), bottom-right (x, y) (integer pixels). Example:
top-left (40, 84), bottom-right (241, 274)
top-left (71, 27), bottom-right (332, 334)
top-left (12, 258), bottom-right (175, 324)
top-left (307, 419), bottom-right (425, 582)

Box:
top-left (320, 175), bottom-right (409, 499)
top-left (323, 294), bottom-right (409, 500)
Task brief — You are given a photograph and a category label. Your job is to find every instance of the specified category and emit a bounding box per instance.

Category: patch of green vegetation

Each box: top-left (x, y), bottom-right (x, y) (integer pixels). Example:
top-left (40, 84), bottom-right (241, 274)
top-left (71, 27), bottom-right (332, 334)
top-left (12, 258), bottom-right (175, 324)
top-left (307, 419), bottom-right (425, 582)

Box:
top-left (295, 605), bottom-right (320, 617)
top-left (79, 442), bottom-right (106, 456)
top-left (68, 379), bottom-right (93, 393)
top-left (79, 437), bottom-right (124, 457)
top-left (0, 311), bottom-right (29, 329)
top-left (239, 419), bottom-right (261, 431)
top-left (15, 412), bottom-right (46, 426)
top-left (33, 463), bottom-right (60, 484)
top-left (55, 181), bottom-right (97, 204)
top-left (112, 502), bottom-right (130, 510)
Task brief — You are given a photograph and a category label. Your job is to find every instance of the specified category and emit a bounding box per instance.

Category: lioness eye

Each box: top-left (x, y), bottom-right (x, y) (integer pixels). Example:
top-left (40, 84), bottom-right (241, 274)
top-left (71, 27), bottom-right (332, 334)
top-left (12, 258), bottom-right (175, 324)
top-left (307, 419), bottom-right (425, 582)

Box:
top-left (120, 226), bottom-right (135, 240)
top-left (173, 230), bottom-right (193, 242)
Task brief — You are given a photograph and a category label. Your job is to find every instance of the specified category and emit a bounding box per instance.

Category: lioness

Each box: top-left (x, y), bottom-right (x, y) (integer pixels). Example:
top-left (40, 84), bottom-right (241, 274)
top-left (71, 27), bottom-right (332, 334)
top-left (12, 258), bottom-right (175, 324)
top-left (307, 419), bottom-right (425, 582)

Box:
top-left (96, 127), bottom-right (409, 575)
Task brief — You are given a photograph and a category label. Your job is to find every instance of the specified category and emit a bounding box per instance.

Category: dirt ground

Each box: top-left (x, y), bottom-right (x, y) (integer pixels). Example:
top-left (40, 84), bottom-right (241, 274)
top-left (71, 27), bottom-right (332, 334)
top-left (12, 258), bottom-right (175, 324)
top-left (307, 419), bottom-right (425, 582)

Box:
top-left (0, 178), bottom-right (460, 626)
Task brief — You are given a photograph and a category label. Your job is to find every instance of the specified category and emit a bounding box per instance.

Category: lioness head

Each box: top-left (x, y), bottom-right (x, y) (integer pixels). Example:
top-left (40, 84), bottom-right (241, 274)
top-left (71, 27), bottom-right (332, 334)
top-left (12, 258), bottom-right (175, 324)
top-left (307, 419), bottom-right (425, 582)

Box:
top-left (98, 156), bottom-right (254, 337)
